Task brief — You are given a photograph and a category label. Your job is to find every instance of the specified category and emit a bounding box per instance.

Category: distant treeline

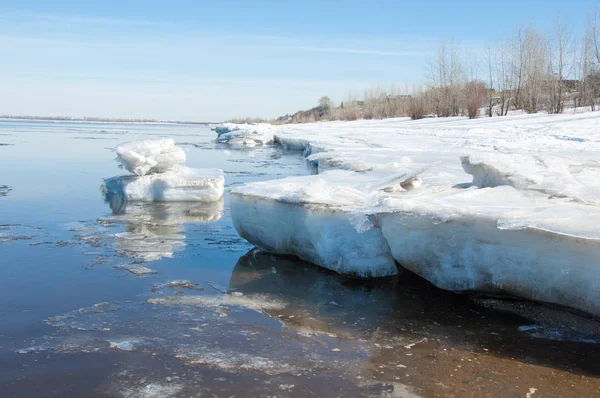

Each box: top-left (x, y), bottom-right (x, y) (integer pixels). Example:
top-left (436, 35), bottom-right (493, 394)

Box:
top-left (232, 9), bottom-right (600, 124)
top-left (0, 115), bottom-right (212, 125)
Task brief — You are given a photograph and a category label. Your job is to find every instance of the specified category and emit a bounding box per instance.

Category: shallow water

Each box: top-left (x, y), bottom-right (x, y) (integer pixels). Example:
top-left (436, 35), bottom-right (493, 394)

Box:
top-left (1, 120), bottom-right (599, 397)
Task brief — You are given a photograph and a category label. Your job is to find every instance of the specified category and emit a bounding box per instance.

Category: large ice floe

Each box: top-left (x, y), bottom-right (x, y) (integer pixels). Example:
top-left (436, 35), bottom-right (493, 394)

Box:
top-left (219, 112), bottom-right (600, 316)
top-left (102, 139), bottom-right (224, 202)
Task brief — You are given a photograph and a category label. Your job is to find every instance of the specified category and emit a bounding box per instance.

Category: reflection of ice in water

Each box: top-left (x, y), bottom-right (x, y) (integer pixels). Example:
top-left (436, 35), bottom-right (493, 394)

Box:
top-left (229, 249), bottom-right (400, 337)
top-left (17, 249), bottom-right (600, 397)
top-left (103, 192), bottom-right (224, 262)
top-left (0, 184), bottom-right (10, 197)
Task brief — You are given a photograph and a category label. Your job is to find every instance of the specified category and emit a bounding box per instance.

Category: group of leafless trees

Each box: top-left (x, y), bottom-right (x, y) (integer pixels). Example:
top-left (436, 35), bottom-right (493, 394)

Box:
top-left (263, 10), bottom-right (600, 124)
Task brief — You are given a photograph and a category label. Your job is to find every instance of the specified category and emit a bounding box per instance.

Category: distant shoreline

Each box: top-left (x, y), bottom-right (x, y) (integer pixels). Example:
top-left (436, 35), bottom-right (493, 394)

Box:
top-left (0, 115), bottom-right (215, 125)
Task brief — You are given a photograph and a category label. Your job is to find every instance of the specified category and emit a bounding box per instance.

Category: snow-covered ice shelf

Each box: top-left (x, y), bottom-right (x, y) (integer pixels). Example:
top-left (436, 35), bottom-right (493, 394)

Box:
top-left (219, 112), bottom-right (600, 316)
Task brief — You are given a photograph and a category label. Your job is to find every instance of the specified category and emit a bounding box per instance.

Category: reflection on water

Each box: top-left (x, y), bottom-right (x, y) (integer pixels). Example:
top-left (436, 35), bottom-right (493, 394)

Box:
top-left (102, 192), bottom-right (224, 262)
top-left (230, 249), bottom-right (400, 337)
top-left (13, 249), bottom-right (600, 397)
top-left (0, 184), bottom-right (10, 197)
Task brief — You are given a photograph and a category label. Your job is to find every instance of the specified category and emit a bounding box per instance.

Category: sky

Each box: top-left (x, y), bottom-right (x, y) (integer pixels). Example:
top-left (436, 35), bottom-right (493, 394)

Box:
top-left (0, 0), bottom-right (598, 121)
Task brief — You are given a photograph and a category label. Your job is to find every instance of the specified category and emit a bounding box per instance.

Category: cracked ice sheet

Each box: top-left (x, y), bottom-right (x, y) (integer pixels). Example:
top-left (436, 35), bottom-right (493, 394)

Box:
top-left (224, 113), bottom-right (600, 315)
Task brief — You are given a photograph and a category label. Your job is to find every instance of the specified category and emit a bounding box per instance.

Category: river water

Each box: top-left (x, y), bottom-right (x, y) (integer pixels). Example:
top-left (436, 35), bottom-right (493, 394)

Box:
top-left (0, 120), bottom-right (599, 397)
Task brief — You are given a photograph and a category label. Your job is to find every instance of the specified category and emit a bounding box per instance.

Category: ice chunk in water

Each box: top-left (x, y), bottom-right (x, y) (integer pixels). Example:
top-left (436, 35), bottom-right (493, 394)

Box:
top-left (230, 193), bottom-right (398, 278)
top-left (212, 123), bottom-right (275, 146)
top-left (116, 138), bottom-right (186, 176)
top-left (101, 166), bottom-right (224, 202)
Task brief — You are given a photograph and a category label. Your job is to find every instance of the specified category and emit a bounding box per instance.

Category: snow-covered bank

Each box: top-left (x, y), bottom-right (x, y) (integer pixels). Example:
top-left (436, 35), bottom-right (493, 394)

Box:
top-left (218, 113), bottom-right (600, 316)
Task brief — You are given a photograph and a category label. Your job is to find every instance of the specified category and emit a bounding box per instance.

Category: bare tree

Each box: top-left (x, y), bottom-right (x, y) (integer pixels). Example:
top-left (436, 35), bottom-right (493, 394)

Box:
top-left (464, 80), bottom-right (487, 119)
top-left (585, 9), bottom-right (600, 110)
top-left (522, 26), bottom-right (547, 113)
top-left (339, 91), bottom-right (360, 121)
top-left (547, 13), bottom-right (574, 113)
top-left (427, 41), bottom-right (463, 117)
top-left (486, 45), bottom-right (495, 117)
top-left (488, 38), bottom-right (514, 116)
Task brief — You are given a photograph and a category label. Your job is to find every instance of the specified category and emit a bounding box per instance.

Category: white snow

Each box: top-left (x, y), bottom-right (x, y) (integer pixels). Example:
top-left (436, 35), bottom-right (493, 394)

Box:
top-left (102, 166), bottom-right (224, 202)
top-left (219, 112), bottom-right (600, 315)
top-left (116, 138), bottom-right (186, 176)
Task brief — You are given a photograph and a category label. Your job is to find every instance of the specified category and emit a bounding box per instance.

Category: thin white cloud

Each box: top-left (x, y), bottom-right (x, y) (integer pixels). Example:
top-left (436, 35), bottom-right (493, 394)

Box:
top-left (239, 43), bottom-right (431, 57)
top-left (271, 45), bottom-right (430, 57)
top-left (0, 10), bottom-right (156, 26)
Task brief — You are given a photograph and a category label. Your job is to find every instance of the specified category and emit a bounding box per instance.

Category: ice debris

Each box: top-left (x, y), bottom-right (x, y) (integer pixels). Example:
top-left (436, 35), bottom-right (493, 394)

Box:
top-left (102, 139), bottom-right (224, 203)
top-left (212, 123), bottom-right (275, 146)
top-left (108, 339), bottom-right (136, 351)
top-left (167, 280), bottom-right (197, 289)
top-left (0, 185), bottom-right (11, 197)
top-left (113, 264), bottom-right (157, 276)
top-left (116, 138), bottom-right (186, 176)
top-left (102, 165), bottom-right (224, 202)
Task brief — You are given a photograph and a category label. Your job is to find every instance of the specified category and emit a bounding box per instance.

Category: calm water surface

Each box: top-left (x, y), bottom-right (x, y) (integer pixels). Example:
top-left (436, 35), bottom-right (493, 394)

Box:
top-left (1, 120), bottom-right (599, 397)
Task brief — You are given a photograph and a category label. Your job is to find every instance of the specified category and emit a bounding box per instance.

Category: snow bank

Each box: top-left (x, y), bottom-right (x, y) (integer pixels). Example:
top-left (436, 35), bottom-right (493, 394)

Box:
top-left (116, 138), bottom-right (186, 176)
top-left (462, 152), bottom-right (600, 205)
top-left (224, 112), bottom-right (600, 316)
top-left (212, 123), bottom-right (275, 146)
top-left (102, 166), bottom-right (224, 202)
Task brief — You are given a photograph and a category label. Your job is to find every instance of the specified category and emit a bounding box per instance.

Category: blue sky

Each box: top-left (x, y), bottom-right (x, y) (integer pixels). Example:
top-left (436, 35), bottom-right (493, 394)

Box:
top-left (0, 0), bottom-right (598, 121)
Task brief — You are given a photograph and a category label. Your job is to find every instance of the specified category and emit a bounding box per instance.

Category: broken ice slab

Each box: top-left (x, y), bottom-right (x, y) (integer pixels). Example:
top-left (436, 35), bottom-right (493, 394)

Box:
top-left (212, 123), bottom-right (275, 146)
top-left (115, 138), bottom-right (186, 176)
top-left (231, 193), bottom-right (398, 278)
top-left (378, 185), bottom-right (600, 317)
top-left (230, 169), bottom-right (600, 316)
top-left (113, 265), bottom-right (157, 276)
top-left (101, 166), bottom-right (224, 202)
top-left (230, 170), bottom-right (403, 278)
top-left (461, 152), bottom-right (600, 206)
